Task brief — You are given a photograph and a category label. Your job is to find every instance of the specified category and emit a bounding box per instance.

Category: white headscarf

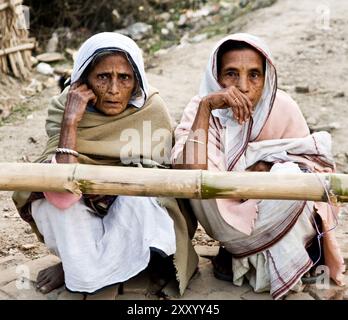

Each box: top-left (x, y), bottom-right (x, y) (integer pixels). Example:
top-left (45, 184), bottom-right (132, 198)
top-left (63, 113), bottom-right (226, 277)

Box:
top-left (199, 33), bottom-right (277, 171)
top-left (70, 32), bottom-right (149, 109)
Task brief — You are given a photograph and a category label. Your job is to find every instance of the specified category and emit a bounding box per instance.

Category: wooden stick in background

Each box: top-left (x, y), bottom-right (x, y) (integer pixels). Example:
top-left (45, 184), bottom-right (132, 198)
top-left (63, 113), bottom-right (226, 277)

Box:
top-left (0, 43), bottom-right (35, 57)
top-left (0, 0), bottom-right (22, 12)
top-left (0, 0), bottom-right (33, 78)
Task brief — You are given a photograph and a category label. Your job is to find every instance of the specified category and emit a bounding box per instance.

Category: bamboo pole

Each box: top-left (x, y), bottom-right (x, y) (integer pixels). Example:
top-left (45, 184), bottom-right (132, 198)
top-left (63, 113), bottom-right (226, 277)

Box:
top-left (0, 163), bottom-right (348, 202)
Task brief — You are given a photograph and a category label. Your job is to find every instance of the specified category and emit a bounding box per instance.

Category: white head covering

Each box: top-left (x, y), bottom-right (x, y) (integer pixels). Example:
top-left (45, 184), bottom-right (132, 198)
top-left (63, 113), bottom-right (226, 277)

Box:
top-left (70, 32), bottom-right (149, 108)
top-left (199, 33), bottom-right (277, 171)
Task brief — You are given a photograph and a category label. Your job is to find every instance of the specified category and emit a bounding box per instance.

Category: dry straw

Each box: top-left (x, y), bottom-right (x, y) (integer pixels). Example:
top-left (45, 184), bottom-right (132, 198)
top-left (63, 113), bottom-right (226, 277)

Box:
top-left (0, 0), bottom-right (34, 78)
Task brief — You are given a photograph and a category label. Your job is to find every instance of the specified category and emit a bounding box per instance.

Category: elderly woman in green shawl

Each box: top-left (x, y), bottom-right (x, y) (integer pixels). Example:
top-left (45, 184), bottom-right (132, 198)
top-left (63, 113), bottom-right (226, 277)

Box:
top-left (12, 32), bottom-right (198, 296)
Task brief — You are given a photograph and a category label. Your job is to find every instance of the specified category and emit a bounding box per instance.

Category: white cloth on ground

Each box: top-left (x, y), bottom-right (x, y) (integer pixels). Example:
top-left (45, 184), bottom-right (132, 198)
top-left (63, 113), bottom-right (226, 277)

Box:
top-left (31, 196), bottom-right (176, 293)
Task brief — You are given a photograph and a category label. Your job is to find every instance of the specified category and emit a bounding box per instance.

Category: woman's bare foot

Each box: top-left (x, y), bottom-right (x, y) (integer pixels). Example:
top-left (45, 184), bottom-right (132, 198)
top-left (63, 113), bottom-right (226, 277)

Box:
top-left (36, 262), bottom-right (65, 294)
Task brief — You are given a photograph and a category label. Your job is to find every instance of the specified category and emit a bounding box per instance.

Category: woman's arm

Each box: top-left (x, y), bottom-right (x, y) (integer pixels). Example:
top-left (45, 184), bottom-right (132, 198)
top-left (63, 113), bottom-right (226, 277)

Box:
top-left (44, 83), bottom-right (96, 209)
top-left (173, 101), bottom-right (211, 170)
top-left (173, 86), bottom-right (253, 170)
top-left (56, 83), bottom-right (96, 163)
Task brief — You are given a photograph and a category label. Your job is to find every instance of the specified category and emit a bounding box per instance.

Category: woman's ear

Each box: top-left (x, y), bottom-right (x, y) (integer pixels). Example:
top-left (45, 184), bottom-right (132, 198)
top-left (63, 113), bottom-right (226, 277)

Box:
top-left (132, 80), bottom-right (141, 98)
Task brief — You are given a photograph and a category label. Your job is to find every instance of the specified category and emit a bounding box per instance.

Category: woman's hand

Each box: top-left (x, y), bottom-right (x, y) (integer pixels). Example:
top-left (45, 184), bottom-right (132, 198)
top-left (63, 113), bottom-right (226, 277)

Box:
top-left (200, 86), bottom-right (253, 124)
top-left (63, 82), bottom-right (97, 126)
top-left (56, 83), bottom-right (96, 164)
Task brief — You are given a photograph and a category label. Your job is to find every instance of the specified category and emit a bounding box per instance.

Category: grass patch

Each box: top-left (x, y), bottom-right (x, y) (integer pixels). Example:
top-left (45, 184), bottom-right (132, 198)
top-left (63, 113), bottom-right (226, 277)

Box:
top-left (0, 101), bottom-right (35, 127)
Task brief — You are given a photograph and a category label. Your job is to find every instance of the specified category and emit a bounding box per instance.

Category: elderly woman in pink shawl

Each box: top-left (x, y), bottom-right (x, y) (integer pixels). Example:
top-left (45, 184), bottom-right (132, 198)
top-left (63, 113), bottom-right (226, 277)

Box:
top-left (171, 33), bottom-right (345, 300)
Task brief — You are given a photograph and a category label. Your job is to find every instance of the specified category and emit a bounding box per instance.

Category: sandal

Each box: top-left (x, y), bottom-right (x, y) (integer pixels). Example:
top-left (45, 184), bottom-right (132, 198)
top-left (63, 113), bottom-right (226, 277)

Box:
top-left (212, 247), bottom-right (234, 282)
top-left (301, 267), bottom-right (323, 285)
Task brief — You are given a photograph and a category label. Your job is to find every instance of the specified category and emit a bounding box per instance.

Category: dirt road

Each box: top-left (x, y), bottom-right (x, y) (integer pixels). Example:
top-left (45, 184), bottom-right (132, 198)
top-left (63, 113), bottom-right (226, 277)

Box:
top-left (0, 0), bottom-right (347, 293)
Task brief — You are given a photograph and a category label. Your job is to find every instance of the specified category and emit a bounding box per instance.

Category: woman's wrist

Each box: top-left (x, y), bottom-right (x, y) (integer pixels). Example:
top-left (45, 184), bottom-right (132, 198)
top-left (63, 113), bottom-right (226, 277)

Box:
top-left (199, 98), bottom-right (213, 113)
top-left (62, 115), bottom-right (79, 128)
top-left (56, 117), bottom-right (79, 163)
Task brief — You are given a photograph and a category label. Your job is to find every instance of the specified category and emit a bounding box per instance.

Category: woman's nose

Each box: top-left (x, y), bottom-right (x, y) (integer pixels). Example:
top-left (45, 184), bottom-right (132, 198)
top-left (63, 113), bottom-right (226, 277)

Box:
top-left (237, 76), bottom-right (249, 93)
top-left (109, 77), bottom-right (119, 94)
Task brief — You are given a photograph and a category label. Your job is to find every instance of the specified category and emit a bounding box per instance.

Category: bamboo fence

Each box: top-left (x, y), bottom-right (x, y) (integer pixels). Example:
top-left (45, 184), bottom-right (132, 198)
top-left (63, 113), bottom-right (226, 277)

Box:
top-left (0, 163), bottom-right (347, 203)
top-left (0, 0), bottom-right (34, 78)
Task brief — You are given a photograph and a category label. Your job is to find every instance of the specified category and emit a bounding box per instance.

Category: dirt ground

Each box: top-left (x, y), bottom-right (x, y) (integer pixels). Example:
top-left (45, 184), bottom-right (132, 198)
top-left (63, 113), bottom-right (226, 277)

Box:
top-left (0, 0), bottom-right (347, 265)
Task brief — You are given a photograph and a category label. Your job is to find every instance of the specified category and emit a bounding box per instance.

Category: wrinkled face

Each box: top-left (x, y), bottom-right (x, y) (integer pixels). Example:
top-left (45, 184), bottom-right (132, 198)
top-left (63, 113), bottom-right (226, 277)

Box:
top-left (218, 48), bottom-right (265, 109)
top-left (87, 53), bottom-right (135, 116)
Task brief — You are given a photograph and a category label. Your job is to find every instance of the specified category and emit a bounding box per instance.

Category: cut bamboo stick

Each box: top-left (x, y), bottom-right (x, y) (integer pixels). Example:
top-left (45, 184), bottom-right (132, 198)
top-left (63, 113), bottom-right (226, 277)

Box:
top-left (15, 50), bottom-right (27, 78)
top-left (0, 163), bottom-right (347, 202)
top-left (23, 50), bottom-right (31, 67)
top-left (8, 52), bottom-right (19, 77)
top-left (0, 0), bottom-right (33, 78)
top-left (0, 0), bottom-right (22, 11)
top-left (8, 53), bottom-right (19, 77)
top-left (0, 43), bottom-right (35, 57)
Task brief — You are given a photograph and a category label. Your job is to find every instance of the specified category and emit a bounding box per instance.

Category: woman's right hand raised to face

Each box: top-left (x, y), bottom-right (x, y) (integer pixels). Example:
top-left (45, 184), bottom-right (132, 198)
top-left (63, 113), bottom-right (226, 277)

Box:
top-left (200, 86), bottom-right (253, 125)
top-left (64, 82), bottom-right (97, 126)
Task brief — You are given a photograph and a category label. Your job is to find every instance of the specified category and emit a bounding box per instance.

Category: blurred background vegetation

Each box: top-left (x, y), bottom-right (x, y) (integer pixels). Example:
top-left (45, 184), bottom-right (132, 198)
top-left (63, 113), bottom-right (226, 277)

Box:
top-left (23, 0), bottom-right (206, 50)
top-left (22, 0), bottom-right (275, 54)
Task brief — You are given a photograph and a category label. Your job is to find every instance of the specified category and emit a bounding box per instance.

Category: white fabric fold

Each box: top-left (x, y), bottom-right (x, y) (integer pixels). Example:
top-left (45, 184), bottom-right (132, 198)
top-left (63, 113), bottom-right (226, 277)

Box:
top-left (32, 196), bottom-right (176, 293)
top-left (233, 131), bottom-right (333, 172)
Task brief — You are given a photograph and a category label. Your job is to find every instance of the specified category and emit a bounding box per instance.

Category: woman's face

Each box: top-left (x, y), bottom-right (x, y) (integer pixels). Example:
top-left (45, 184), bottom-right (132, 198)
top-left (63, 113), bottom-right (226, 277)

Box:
top-left (218, 48), bottom-right (265, 110)
top-left (87, 53), bottom-right (136, 116)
